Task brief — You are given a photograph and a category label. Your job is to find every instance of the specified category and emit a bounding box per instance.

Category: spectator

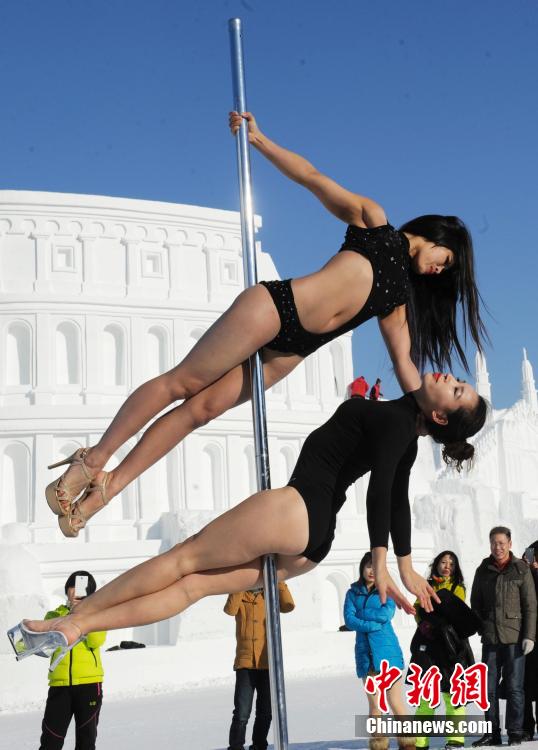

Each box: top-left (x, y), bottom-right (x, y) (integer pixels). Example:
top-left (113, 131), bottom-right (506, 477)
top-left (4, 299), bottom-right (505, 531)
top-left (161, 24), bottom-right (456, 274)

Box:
top-left (350, 375), bottom-right (370, 399)
top-left (412, 550), bottom-right (479, 750)
top-left (224, 583), bottom-right (295, 750)
top-left (344, 552), bottom-right (414, 750)
top-left (370, 378), bottom-right (383, 401)
top-left (522, 541), bottom-right (538, 741)
top-left (39, 571), bottom-right (106, 750)
top-left (471, 527), bottom-right (537, 747)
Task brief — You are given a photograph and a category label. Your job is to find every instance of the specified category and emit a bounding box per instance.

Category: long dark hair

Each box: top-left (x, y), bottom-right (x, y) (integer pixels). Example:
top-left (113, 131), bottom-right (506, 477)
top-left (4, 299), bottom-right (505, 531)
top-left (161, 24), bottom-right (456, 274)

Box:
top-left (400, 215), bottom-right (489, 373)
top-left (358, 551), bottom-right (373, 587)
top-left (428, 550), bottom-right (465, 589)
top-left (425, 393), bottom-right (488, 472)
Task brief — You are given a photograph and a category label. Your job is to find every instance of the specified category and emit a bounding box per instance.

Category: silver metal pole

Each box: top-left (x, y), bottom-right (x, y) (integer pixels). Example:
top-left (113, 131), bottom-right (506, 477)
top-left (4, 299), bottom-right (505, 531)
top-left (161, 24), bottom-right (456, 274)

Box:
top-left (228, 18), bottom-right (289, 750)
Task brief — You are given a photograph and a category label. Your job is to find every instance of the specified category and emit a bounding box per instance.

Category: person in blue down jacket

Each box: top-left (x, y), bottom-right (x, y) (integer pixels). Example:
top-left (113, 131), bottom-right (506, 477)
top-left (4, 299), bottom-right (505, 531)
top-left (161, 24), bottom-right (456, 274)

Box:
top-left (344, 551), bottom-right (412, 750)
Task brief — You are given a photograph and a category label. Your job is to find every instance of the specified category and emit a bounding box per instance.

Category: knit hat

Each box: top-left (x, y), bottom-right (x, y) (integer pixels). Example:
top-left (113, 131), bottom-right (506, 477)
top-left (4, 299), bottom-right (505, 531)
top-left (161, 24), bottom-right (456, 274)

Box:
top-left (64, 570), bottom-right (97, 597)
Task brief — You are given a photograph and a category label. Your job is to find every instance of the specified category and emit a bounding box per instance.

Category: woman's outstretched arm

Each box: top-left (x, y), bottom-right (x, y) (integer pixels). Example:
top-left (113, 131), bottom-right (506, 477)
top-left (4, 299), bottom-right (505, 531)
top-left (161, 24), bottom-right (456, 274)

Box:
top-left (378, 305), bottom-right (422, 393)
top-left (230, 111), bottom-right (385, 228)
top-left (371, 546), bottom-right (413, 614)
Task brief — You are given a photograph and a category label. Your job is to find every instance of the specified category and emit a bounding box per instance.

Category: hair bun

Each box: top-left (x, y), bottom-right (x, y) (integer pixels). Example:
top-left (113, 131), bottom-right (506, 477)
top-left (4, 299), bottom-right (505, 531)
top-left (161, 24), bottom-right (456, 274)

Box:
top-left (442, 440), bottom-right (474, 472)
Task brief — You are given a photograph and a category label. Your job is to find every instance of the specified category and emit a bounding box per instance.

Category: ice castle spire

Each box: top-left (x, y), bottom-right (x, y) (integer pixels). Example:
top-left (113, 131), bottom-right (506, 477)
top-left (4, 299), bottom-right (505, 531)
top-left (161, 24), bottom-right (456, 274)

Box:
top-left (475, 350), bottom-right (492, 404)
top-left (521, 348), bottom-right (538, 413)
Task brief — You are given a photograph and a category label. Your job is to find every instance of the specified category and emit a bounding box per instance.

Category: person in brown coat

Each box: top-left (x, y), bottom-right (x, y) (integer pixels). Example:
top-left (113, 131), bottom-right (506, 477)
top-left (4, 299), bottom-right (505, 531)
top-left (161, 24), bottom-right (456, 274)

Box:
top-left (224, 582), bottom-right (295, 750)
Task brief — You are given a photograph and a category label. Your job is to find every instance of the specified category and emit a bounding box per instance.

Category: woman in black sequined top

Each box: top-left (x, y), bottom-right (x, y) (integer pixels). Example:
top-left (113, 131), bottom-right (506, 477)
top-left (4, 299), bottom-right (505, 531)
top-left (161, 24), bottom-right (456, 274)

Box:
top-left (47, 113), bottom-right (488, 535)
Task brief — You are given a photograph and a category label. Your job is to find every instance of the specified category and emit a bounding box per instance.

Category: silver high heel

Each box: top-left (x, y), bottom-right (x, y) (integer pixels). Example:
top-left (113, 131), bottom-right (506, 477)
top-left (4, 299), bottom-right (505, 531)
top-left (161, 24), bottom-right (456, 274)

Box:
top-left (7, 623), bottom-right (49, 659)
top-left (7, 621), bottom-right (83, 672)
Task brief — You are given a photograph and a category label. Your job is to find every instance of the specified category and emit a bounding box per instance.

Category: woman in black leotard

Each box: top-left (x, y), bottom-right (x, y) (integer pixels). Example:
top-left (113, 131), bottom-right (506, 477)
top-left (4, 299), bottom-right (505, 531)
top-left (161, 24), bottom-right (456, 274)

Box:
top-left (23, 372), bottom-right (487, 658)
top-left (47, 111), bottom-right (488, 538)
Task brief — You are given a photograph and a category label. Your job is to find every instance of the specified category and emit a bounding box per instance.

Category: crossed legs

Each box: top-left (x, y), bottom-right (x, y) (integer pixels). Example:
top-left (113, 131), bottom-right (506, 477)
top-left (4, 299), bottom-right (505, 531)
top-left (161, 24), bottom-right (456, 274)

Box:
top-left (52, 284), bottom-right (303, 514)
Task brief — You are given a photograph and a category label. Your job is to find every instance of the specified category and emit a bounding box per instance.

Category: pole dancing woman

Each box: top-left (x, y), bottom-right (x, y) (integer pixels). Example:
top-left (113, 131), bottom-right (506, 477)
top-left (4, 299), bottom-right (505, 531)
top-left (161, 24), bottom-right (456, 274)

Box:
top-left (46, 112), bottom-right (488, 537)
top-left (17, 372), bottom-right (487, 663)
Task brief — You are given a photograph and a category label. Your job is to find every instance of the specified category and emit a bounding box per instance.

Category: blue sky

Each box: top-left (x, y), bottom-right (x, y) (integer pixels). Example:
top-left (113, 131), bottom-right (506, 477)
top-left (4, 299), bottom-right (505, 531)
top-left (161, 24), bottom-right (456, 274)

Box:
top-left (1, 0), bottom-right (537, 407)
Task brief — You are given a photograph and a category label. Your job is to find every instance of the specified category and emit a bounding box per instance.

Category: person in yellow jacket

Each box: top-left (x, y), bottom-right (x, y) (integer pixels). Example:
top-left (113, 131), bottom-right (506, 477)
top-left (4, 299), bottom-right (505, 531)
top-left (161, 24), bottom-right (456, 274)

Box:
top-left (224, 582), bottom-right (295, 750)
top-left (39, 570), bottom-right (106, 750)
top-left (413, 551), bottom-right (468, 750)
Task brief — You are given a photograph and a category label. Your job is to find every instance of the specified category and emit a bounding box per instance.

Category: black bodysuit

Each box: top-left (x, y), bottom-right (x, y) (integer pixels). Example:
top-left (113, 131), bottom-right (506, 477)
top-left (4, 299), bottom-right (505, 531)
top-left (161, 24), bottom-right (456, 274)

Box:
top-left (288, 394), bottom-right (419, 563)
top-left (260, 224), bottom-right (411, 357)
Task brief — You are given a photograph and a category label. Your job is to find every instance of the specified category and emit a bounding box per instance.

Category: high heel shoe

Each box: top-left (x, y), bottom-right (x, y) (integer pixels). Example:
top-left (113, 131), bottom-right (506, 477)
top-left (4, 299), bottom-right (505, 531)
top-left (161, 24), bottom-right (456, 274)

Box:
top-left (7, 622), bottom-right (48, 659)
top-left (7, 620), bottom-right (83, 671)
top-left (58, 472), bottom-right (111, 538)
top-left (45, 448), bottom-right (95, 516)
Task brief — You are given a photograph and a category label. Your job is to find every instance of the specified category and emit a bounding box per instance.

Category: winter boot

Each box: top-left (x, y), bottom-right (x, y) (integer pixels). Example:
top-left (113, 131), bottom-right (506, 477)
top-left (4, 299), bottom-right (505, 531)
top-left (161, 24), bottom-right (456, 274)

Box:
top-left (369, 738), bottom-right (390, 750)
top-left (472, 734), bottom-right (502, 747)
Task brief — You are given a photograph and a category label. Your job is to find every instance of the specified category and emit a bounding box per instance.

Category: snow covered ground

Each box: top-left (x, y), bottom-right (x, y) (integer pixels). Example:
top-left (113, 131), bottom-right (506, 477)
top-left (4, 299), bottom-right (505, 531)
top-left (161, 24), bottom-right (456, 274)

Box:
top-left (1, 631), bottom-right (528, 750)
top-left (0, 671), bottom-right (530, 750)
top-left (3, 672), bottom-right (359, 749)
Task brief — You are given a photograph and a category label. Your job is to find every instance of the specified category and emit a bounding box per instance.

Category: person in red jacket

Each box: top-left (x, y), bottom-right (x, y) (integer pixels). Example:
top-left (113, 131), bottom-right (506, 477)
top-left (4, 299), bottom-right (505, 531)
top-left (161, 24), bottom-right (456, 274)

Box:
top-left (350, 375), bottom-right (369, 399)
top-left (370, 378), bottom-right (383, 401)
top-left (225, 583), bottom-right (295, 750)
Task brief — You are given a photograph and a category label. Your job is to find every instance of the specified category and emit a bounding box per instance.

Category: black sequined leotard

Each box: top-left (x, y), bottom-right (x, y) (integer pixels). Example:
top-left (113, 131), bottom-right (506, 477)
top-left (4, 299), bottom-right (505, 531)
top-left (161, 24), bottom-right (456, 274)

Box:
top-left (288, 394), bottom-right (419, 563)
top-left (260, 224), bottom-right (411, 357)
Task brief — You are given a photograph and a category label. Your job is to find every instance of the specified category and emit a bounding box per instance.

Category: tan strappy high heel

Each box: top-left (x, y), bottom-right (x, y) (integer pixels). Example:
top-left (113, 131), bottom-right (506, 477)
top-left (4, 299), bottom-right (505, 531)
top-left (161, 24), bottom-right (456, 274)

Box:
top-left (58, 473), bottom-right (110, 538)
top-left (45, 448), bottom-right (96, 516)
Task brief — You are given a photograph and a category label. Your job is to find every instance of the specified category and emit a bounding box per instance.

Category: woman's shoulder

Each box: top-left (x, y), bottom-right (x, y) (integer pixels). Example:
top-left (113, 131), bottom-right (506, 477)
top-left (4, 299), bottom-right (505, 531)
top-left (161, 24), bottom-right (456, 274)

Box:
top-left (449, 582), bottom-right (466, 601)
top-left (362, 200), bottom-right (388, 228)
top-left (369, 396), bottom-right (419, 439)
top-left (434, 578), bottom-right (467, 602)
top-left (367, 393), bottom-right (416, 414)
top-left (365, 589), bottom-right (393, 607)
top-left (343, 198), bottom-right (387, 229)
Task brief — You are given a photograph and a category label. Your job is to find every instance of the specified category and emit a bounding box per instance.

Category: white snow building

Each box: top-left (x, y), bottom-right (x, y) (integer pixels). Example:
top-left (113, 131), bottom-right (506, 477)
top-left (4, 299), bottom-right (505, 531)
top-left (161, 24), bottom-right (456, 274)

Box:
top-left (1, 192), bottom-right (537, 703)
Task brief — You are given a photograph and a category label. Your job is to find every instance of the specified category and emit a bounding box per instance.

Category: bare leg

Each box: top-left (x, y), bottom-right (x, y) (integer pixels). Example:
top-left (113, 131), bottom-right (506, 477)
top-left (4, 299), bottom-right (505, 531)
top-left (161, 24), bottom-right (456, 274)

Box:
top-left (363, 676), bottom-right (407, 717)
top-left (90, 286), bottom-right (280, 464)
top-left (363, 683), bottom-right (388, 749)
top-left (100, 349), bottom-right (302, 501)
top-left (363, 682), bottom-right (382, 719)
top-left (388, 682), bottom-right (415, 747)
top-left (387, 680), bottom-right (408, 716)
top-left (363, 678), bottom-right (411, 749)
top-left (54, 285), bottom-right (282, 488)
top-left (26, 554), bottom-right (316, 640)
top-left (48, 486), bottom-right (309, 619)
